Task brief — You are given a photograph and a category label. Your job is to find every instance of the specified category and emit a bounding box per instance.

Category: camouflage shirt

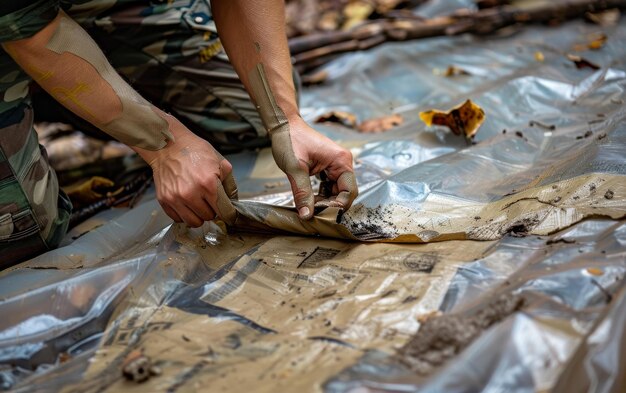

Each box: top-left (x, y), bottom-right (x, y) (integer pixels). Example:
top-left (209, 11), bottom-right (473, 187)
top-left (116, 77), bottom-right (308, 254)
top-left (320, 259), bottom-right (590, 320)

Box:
top-left (0, 0), bottom-right (218, 117)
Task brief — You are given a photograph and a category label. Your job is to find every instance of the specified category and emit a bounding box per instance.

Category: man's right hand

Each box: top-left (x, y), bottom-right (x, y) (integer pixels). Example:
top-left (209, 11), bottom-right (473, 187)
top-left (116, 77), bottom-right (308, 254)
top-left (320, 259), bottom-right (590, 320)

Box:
top-left (134, 111), bottom-right (237, 228)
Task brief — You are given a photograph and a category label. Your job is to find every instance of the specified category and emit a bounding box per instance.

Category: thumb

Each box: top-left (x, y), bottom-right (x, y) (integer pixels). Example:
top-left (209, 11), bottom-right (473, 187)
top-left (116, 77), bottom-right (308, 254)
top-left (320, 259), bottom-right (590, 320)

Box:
top-left (215, 181), bottom-right (238, 225)
top-left (287, 168), bottom-right (315, 220)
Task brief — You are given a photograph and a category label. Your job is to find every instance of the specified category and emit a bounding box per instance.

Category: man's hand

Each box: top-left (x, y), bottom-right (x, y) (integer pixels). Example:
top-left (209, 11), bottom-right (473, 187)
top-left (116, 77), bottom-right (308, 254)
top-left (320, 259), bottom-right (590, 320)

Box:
top-left (134, 113), bottom-right (238, 228)
top-left (273, 116), bottom-right (358, 220)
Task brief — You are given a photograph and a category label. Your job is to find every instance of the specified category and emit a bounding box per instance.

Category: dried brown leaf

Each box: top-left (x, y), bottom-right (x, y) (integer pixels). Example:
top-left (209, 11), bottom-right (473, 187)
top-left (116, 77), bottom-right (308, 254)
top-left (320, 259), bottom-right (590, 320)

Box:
top-left (315, 111), bottom-right (358, 127)
top-left (567, 54), bottom-right (600, 70)
top-left (302, 70), bottom-right (329, 85)
top-left (357, 114), bottom-right (404, 133)
top-left (434, 65), bottom-right (472, 77)
top-left (419, 99), bottom-right (486, 139)
top-left (585, 9), bottom-right (620, 26)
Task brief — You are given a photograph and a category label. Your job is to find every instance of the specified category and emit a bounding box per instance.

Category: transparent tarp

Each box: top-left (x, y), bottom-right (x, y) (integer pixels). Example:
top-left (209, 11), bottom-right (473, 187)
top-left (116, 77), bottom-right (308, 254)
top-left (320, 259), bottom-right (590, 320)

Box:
top-left (1, 6), bottom-right (625, 393)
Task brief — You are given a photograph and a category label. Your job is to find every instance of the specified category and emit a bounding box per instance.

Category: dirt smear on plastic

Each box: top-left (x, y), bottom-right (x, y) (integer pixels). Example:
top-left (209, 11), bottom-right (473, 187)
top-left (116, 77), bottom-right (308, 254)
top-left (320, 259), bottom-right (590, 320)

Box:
top-left (396, 293), bottom-right (525, 375)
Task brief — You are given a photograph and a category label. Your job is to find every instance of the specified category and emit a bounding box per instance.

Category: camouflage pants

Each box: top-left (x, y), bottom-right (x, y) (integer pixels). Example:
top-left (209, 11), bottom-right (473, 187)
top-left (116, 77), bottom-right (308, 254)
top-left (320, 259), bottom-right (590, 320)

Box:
top-left (0, 104), bottom-right (71, 268)
top-left (0, 1), bottom-right (299, 266)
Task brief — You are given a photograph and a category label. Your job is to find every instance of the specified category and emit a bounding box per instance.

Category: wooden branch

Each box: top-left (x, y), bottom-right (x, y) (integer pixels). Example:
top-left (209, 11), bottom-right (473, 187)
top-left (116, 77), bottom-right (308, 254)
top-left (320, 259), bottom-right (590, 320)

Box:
top-left (290, 0), bottom-right (626, 73)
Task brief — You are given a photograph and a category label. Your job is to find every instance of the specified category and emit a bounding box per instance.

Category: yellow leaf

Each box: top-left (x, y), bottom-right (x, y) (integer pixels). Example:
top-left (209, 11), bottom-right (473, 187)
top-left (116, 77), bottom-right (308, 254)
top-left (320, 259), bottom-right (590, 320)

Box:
top-left (586, 267), bottom-right (604, 276)
top-left (588, 33), bottom-right (607, 50)
top-left (419, 99), bottom-right (486, 139)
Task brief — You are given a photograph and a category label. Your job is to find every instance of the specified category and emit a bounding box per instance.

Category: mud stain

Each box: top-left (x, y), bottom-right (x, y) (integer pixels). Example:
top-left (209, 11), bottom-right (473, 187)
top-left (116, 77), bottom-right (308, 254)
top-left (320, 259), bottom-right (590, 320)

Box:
top-left (396, 294), bottom-right (525, 375)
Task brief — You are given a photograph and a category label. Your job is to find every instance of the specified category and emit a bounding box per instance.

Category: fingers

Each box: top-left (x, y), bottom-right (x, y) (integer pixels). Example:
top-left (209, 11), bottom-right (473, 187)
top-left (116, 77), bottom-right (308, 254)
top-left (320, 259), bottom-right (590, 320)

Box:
top-left (176, 204), bottom-right (209, 228)
top-left (334, 171), bottom-right (358, 210)
top-left (162, 199), bottom-right (207, 228)
top-left (220, 161), bottom-right (239, 200)
top-left (287, 168), bottom-right (315, 220)
top-left (215, 182), bottom-right (238, 225)
top-left (160, 202), bottom-right (182, 223)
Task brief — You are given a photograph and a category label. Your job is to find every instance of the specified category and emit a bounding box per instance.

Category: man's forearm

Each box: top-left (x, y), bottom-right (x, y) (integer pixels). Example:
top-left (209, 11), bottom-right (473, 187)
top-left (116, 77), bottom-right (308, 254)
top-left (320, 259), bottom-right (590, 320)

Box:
top-left (211, 0), bottom-right (299, 124)
top-left (211, 0), bottom-right (358, 219)
top-left (2, 11), bottom-right (173, 151)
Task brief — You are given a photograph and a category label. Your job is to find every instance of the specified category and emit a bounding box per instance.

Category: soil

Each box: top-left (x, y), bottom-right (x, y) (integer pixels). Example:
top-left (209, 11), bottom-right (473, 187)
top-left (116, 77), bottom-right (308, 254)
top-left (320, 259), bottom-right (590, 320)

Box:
top-left (605, 189), bottom-right (614, 199)
top-left (501, 215), bottom-right (540, 237)
top-left (396, 294), bottom-right (525, 375)
top-left (341, 204), bottom-right (401, 240)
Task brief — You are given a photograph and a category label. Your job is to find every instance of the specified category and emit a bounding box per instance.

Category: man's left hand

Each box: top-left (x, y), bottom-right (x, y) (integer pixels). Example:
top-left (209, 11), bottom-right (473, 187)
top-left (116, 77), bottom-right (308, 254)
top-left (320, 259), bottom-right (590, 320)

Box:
top-left (271, 116), bottom-right (358, 220)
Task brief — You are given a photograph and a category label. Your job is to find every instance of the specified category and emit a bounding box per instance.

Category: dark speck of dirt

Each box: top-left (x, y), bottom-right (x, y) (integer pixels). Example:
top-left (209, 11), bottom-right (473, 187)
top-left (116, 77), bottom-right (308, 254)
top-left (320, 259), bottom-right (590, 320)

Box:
top-left (474, 216), bottom-right (481, 220)
top-left (528, 120), bottom-right (556, 130)
top-left (546, 238), bottom-right (575, 245)
top-left (590, 184), bottom-right (597, 193)
top-left (403, 296), bottom-right (418, 304)
top-left (597, 133), bottom-right (607, 140)
top-left (502, 129), bottom-right (507, 134)
top-left (553, 196), bottom-right (561, 203)
top-left (500, 216), bottom-right (540, 238)
top-left (515, 131), bottom-right (524, 138)
top-left (605, 190), bottom-right (614, 199)
top-left (381, 290), bottom-right (398, 298)
top-left (584, 130), bottom-right (593, 138)
top-left (396, 294), bottom-right (525, 375)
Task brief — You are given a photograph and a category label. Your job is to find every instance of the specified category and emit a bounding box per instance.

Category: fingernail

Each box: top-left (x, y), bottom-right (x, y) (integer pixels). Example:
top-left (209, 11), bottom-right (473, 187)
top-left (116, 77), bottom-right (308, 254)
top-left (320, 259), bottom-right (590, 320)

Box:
top-left (299, 206), bottom-right (310, 219)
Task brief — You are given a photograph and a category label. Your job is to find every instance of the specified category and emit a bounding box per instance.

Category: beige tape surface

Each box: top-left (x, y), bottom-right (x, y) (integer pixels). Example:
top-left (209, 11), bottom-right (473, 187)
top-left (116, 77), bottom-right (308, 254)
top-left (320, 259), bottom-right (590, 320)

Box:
top-left (64, 235), bottom-right (490, 393)
top-left (227, 173), bottom-right (626, 242)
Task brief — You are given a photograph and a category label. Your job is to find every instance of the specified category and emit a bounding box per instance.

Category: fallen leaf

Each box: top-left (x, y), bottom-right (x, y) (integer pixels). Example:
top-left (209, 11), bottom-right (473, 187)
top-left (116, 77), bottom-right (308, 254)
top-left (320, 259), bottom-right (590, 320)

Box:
top-left (419, 99), bottom-right (486, 139)
top-left (567, 54), bottom-right (600, 70)
top-left (434, 65), bottom-right (471, 77)
top-left (587, 32), bottom-right (607, 50)
top-left (585, 9), bottom-right (620, 26)
top-left (302, 70), bottom-right (329, 85)
top-left (315, 111), bottom-right (358, 127)
top-left (63, 176), bottom-right (119, 207)
top-left (343, 1), bottom-right (374, 30)
top-left (534, 51), bottom-right (545, 62)
top-left (375, 0), bottom-right (408, 14)
top-left (318, 10), bottom-right (340, 31)
top-left (416, 310), bottom-right (442, 324)
top-left (357, 114), bottom-right (404, 133)
top-left (58, 352), bottom-right (72, 364)
top-left (586, 267), bottom-right (604, 276)
top-left (573, 32), bottom-right (608, 51)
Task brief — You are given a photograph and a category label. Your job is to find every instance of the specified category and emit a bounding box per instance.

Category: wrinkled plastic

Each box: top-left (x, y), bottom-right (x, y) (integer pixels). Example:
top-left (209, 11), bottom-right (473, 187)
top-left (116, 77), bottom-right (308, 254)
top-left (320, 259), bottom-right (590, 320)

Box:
top-left (1, 7), bottom-right (626, 393)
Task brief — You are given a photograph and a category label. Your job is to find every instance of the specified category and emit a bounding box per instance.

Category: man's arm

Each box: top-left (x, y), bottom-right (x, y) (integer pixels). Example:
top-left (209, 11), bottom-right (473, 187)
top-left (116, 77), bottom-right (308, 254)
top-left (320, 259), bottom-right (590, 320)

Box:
top-left (211, 0), bottom-right (358, 220)
top-left (3, 11), bottom-right (236, 227)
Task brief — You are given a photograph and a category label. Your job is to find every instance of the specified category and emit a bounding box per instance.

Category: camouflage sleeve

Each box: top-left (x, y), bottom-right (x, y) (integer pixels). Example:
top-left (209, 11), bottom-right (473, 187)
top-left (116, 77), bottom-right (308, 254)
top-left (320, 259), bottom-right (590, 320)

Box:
top-left (0, 0), bottom-right (59, 43)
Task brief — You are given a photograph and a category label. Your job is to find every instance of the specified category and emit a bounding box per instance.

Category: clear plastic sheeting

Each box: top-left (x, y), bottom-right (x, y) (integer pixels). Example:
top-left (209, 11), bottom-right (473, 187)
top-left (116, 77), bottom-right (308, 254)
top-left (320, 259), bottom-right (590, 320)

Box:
top-left (326, 219), bottom-right (626, 393)
top-left (1, 6), bottom-right (626, 393)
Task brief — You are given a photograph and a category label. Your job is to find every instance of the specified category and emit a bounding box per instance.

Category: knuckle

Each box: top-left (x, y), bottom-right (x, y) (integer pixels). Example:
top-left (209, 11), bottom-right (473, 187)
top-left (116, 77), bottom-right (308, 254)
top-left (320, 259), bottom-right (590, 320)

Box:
top-left (160, 194), bottom-right (174, 205)
top-left (179, 188), bottom-right (195, 201)
top-left (186, 217), bottom-right (203, 228)
top-left (293, 188), bottom-right (310, 204)
top-left (338, 149), bottom-right (353, 162)
top-left (221, 159), bottom-right (233, 173)
top-left (203, 175), bottom-right (218, 191)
